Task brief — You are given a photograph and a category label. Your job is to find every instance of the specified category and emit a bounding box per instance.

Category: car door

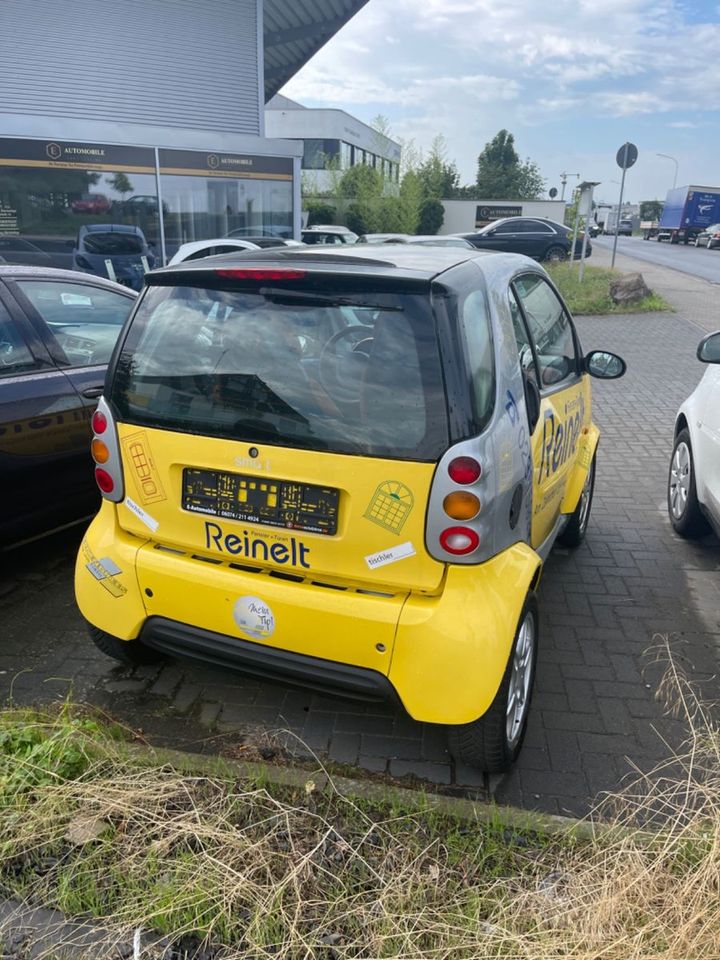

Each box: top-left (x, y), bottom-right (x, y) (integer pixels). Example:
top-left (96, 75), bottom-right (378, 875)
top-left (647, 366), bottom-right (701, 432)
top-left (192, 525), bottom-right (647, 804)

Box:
top-left (0, 283), bottom-right (92, 543)
top-left (6, 277), bottom-right (136, 408)
top-left (694, 364), bottom-right (720, 524)
top-left (524, 221), bottom-right (559, 259)
top-left (509, 273), bottom-right (587, 550)
top-left (473, 220), bottom-right (521, 253)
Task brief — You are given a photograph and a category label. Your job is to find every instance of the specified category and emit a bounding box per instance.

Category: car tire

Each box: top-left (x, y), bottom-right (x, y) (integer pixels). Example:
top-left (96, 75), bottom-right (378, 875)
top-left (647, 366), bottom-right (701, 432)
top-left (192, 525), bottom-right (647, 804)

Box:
top-left (544, 245), bottom-right (568, 263)
top-left (447, 594), bottom-right (538, 773)
top-left (88, 623), bottom-right (162, 665)
top-left (667, 429), bottom-right (710, 539)
top-left (557, 454), bottom-right (596, 548)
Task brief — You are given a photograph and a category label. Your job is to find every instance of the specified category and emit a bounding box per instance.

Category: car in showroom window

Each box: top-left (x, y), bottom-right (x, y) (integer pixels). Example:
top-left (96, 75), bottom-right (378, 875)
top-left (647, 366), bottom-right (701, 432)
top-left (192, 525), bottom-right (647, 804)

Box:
top-left (76, 245), bottom-right (624, 774)
top-left (0, 266), bottom-right (136, 548)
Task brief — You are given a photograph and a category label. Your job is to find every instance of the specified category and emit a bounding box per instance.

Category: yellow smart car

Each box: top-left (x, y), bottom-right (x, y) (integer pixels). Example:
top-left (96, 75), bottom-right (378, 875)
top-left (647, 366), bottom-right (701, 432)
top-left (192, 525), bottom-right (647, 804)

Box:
top-left (76, 246), bottom-right (625, 771)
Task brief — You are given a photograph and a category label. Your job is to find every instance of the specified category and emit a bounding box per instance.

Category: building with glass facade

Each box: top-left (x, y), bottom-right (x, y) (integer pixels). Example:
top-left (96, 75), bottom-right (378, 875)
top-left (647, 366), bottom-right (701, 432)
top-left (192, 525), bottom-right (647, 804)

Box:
top-left (0, 0), bottom-right (368, 271)
top-left (265, 95), bottom-right (401, 194)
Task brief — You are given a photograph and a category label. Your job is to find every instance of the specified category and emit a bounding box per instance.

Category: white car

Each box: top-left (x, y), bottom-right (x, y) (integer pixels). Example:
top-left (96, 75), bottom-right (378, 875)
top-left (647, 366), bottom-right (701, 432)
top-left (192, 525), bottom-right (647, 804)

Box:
top-left (668, 330), bottom-right (720, 538)
top-left (168, 238), bottom-right (260, 265)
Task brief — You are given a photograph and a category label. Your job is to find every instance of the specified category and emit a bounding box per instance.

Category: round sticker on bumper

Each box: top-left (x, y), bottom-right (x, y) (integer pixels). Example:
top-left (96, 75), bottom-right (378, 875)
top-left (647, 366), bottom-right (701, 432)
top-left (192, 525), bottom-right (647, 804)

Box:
top-left (233, 595), bottom-right (275, 640)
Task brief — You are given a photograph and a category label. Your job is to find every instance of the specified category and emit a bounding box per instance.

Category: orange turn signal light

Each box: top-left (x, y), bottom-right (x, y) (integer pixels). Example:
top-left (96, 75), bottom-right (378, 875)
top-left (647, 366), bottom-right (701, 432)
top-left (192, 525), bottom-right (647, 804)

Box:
top-left (443, 491), bottom-right (480, 520)
top-left (91, 439), bottom-right (110, 464)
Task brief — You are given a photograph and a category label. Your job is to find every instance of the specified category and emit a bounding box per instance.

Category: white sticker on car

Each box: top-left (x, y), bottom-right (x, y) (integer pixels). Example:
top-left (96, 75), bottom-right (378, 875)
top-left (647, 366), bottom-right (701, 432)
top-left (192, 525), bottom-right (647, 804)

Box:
top-left (233, 596), bottom-right (275, 640)
top-left (364, 541), bottom-right (416, 570)
top-left (124, 497), bottom-right (159, 532)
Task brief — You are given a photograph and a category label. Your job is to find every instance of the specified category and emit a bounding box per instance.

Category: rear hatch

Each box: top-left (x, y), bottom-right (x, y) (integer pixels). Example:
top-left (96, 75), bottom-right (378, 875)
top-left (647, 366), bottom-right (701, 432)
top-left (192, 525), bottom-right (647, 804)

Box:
top-left (107, 264), bottom-right (450, 667)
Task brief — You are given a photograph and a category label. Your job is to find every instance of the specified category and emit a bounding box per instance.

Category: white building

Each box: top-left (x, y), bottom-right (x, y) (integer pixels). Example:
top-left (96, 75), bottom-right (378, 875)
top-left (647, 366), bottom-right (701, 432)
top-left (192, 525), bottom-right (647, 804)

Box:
top-left (265, 95), bottom-right (401, 193)
top-left (440, 199), bottom-right (568, 234)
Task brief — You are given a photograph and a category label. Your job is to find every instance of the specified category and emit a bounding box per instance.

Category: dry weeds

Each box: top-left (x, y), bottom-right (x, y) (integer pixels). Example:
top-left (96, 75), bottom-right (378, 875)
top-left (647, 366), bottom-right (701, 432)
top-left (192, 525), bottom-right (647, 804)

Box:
top-left (0, 645), bottom-right (717, 959)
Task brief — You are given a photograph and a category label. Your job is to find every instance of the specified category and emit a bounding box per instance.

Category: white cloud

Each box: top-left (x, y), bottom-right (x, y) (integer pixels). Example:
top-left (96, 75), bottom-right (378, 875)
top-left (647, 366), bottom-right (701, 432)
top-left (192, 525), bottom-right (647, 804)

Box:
top-left (281, 0), bottom-right (720, 196)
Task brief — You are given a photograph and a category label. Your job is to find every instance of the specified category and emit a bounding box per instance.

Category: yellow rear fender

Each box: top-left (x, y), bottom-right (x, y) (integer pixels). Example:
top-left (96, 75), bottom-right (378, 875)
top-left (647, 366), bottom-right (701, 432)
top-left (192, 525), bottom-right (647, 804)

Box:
top-left (74, 501), bottom-right (148, 640)
top-left (390, 542), bottom-right (542, 725)
top-left (560, 423), bottom-right (599, 516)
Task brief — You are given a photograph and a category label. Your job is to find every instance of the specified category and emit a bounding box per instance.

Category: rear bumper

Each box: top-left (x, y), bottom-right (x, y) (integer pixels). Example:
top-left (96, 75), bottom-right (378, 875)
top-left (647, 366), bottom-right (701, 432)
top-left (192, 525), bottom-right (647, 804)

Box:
top-left (76, 505), bottom-right (542, 725)
top-left (140, 616), bottom-right (400, 704)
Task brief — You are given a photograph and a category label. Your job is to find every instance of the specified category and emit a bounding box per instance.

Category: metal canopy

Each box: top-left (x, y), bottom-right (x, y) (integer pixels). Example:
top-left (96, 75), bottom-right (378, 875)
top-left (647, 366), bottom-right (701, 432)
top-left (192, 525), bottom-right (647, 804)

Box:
top-left (263, 0), bottom-right (369, 101)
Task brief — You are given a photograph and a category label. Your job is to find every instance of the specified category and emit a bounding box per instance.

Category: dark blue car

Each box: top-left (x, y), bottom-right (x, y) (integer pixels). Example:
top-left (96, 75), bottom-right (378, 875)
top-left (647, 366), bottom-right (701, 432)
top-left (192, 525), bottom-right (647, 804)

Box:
top-left (0, 265), bottom-right (136, 547)
top-left (72, 223), bottom-right (156, 291)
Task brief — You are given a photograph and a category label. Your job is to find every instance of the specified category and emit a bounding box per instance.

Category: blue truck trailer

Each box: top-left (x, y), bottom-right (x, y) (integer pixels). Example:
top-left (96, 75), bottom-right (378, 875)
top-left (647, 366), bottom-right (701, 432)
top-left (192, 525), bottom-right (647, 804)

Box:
top-left (644, 186), bottom-right (720, 243)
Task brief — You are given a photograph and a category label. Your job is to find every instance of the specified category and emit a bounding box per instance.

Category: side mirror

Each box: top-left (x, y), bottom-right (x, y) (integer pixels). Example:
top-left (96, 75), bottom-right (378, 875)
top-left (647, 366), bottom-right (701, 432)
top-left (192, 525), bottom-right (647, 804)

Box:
top-left (697, 331), bottom-right (720, 364)
top-left (585, 350), bottom-right (626, 379)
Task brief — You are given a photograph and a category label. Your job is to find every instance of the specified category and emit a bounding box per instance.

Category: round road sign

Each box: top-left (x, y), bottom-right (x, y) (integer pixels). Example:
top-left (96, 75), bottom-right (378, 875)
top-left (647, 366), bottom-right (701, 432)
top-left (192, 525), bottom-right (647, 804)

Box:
top-left (616, 142), bottom-right (638, 169)
top-left (549, 187), bottom-right (558, 198)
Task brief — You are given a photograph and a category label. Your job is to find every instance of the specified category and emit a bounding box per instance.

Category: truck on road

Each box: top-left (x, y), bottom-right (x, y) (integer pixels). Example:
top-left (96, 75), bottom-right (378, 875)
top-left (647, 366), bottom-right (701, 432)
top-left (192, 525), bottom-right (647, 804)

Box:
top-left (646, 186), bottom-right (720, 243)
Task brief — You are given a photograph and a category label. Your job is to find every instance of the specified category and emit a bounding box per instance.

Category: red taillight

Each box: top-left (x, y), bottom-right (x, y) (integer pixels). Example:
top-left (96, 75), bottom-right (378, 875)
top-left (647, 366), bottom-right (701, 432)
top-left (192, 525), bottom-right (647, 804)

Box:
top-left (92, 411), bottom-right (107, 434)
top-left (448, 457), bottom-right (482, 484)
top-left (440, 526), bottom-right (480, 555)
top-left (215, 268), bottom-right (307, 280)
top-left (95, 467), bottom-right (114, 494)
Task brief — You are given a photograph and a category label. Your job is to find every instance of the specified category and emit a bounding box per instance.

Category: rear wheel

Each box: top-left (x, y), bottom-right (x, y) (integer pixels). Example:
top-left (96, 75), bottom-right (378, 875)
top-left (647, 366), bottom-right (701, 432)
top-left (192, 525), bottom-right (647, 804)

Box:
top-left (667, 429), bottom-right (710, 539)
top-left (448, 595), bottom-right (538, 773)
top-left (88, 623), bottom-right (162, 665)
top-left (544, 245), bottom-right (568, 263)
top-left (558, 455), bottom-right (595, 547)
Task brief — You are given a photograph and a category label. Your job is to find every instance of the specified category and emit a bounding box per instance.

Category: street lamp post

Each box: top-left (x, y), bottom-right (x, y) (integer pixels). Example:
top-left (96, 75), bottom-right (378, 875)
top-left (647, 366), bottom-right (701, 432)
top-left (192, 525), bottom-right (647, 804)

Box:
top-left (656, 153), bottom-right (679, 190)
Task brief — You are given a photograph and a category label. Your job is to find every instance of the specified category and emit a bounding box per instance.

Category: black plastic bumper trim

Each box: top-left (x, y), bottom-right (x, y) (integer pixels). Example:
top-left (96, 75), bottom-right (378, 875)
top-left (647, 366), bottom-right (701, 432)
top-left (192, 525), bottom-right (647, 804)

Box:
top-left (139, 616), bottom-right (401, 705)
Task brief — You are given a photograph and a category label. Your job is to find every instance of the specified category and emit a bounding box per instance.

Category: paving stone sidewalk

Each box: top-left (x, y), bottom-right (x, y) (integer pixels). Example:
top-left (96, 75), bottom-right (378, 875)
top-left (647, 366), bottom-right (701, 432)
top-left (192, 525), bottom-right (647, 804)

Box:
top-left (1, 266), bottom-right (719, 818)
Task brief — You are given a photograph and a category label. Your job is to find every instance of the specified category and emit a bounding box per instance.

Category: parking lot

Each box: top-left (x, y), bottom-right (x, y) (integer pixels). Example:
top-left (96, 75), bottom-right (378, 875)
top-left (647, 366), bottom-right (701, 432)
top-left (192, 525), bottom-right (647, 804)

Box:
top-left (2, 271), bottom-right (719, 819)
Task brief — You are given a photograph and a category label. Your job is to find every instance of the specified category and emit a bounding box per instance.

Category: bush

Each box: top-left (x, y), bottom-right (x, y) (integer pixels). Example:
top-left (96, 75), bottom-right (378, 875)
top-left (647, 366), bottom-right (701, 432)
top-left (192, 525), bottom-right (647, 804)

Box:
top-left (345, 202), bottom-right (369, 236)
top-left (418, 198), bottom-right (444, 234)
top-left (305, 202), bottom-right (336, 227)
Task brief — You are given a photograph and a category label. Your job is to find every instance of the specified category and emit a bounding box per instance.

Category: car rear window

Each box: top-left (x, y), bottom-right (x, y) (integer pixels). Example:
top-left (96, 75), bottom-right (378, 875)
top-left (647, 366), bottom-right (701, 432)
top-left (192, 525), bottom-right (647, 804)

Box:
top-left (83, 234), bottom-right (144, 255)
top-left (110, 278), bottom-right (449, 460)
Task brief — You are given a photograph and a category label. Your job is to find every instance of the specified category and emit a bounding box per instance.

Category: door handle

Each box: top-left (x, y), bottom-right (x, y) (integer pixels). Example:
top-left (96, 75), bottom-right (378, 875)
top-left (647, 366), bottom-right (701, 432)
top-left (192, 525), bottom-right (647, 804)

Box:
top-left (81, 386), bottom-right (104, 399)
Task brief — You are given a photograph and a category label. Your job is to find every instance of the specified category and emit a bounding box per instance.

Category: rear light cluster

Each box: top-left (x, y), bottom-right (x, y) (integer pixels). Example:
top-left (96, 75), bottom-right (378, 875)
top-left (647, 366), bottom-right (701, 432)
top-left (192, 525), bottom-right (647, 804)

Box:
top-left (90, 398), bottom-right (124, 502)
top-left (440, 456), bottom-right (483, 556)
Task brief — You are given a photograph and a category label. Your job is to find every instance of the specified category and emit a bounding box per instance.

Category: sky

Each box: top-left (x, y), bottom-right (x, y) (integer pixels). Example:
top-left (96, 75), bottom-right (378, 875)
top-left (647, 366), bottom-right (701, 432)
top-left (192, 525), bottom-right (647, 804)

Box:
top-left (283, 0), bottom-right (720, 206)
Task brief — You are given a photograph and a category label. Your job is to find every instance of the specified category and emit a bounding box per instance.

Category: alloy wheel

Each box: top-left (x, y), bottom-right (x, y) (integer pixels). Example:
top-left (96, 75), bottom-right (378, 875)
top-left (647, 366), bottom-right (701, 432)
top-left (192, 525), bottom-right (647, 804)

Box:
top-left (669, 441), bottom-right (691, 520)
top-left (505, 611), bottom-right (536, 749)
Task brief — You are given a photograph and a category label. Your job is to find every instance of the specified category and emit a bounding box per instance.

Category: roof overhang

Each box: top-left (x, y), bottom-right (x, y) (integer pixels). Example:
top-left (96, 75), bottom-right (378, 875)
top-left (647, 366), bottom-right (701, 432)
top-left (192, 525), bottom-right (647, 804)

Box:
top-left (263, 0), bottom-right (369, 101)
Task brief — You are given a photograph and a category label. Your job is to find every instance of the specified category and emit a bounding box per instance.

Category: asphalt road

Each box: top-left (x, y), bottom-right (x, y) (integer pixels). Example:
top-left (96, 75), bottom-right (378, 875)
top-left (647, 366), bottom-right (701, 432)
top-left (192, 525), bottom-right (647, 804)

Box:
top-left (593, 235), bottom-right (720, 283)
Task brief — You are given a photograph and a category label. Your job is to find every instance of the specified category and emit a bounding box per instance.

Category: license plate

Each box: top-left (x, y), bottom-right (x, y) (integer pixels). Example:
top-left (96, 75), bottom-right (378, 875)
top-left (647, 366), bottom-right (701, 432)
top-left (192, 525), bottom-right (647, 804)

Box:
top-left (182, 468), bottom-right (339, 535)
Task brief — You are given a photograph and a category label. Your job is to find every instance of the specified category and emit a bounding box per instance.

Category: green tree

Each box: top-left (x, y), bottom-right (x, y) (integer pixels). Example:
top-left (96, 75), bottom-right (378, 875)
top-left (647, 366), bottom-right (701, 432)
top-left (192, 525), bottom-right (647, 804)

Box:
top-left (399, 169), bottom-right (423, 234)
top-left (305, 201), bottom-right (336, 226)
top-left (418, 198), bottom-right (444, 234)
top-left (338, 164), bottom-right (383, 199)
top-left (108, 171), bottom-right (133, 200)
top-left (417, 135), bottom-right (459, 201)
top-left (640, 200), bottom-right (663, 221)
top-left (475, 130), bottom-right (545, 199)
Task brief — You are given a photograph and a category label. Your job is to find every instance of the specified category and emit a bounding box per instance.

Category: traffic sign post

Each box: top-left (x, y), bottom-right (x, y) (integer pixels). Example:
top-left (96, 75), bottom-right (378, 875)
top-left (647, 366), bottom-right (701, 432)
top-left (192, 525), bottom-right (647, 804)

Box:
top-left (611, 142), bottom-right (638, 268)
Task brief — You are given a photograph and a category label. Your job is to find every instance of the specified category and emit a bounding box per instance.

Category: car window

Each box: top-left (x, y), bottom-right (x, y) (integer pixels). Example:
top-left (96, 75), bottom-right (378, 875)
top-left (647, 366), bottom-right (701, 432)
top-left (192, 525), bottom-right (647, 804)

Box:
top-left (491, 222), bottom-right (516, 235)
top-left (508, 288), bottom-right (539, 386)
top-left (526, 222), bottom-right (554, 234)
top-left (14, 280), bottom-right (134, 368)
top-left (513, 275), bottom-right (579, 388)
top-left (185, 247), bottom-right (216, 261)
top-left (0, 299), bottom-right (39, 376)
top-left (111, 282), bottom-right (449, 461)
top-left (81, 234), bottom-right (144, 255)
top-left (460, 289), bottom-right (495, 429)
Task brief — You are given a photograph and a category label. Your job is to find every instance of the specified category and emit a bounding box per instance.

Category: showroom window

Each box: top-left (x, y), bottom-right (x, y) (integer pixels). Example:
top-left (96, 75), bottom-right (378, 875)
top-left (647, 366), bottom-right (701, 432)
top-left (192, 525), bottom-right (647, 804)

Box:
top-left (0, 139), bottom-right (296, 270)
top-left (0, 138), bottom-right (159, 274)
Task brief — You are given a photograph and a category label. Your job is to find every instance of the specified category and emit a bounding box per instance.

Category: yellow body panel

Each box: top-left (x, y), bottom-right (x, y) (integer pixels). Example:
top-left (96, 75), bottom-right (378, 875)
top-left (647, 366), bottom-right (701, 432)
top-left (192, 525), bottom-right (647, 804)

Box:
top-left (114, 425), bottom-right (445, 595)
top-left (76, 502), bottom-right (541, 724)
top-left (531, 377), bottom-right (592, 547)
top-left (391, 542), bottom-right (541, 723)
top-left (560, 423), bottom-right (600, 515)
top-left (74, 501), bottom-right (148, 639)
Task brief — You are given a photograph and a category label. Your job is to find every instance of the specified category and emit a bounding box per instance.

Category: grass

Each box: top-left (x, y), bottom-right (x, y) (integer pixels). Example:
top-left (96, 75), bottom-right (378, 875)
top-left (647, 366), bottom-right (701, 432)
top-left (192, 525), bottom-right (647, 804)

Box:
top-left (546, 262), bottom-right (672, 315)
top-left (0, 650), bottom-right (718, 958)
